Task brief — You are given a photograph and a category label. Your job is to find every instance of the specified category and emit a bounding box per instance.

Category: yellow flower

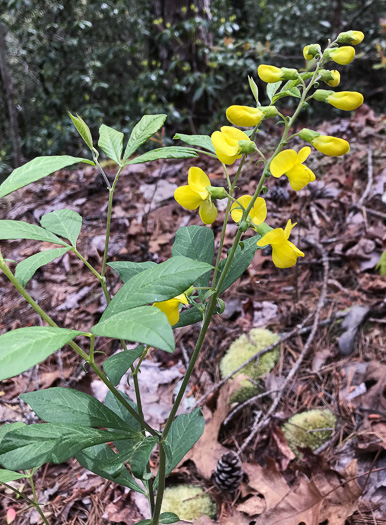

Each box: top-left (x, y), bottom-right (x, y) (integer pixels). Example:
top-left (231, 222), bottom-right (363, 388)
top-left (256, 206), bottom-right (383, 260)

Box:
top-left (314, 89), bottom-right (364, 111)
top-left (258, 65), bottom-right (298, 83)
top-left (319, 69), bottom-right (340, 87)
top-left (313, 135), bottom-right (349, 156)
top-left (303, 44), bottom-right (321, 60)
top-left (211, 126), bottom-right (251, 165)
top-left (226, 106), bottom-right (264, 127)
top-left (270, 147), bottom-right (316, 191)
top-left (337, 30), bottom-right (364, 45)
top-left (299, 128), bottom-right (349, 156)
top-left (258, 65), bottom-right (282, 83)
top-left (257, 220), bottom-right (304, 268)
top-left (327, 46), bottom-right (355, 65)
top-left (230, 195), bottom-right (267, 229)
top-left (174, 167), bottom-right (218, 224)
top-left (326, 91), bottom-right (364, 110)
top-left (154, 293), bottom-right (189, 326)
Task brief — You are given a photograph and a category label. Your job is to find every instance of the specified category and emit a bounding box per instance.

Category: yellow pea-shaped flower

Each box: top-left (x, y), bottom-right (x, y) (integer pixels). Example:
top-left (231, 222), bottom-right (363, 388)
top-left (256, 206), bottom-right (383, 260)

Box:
top-left (257, 219), bottom-right (304, 268)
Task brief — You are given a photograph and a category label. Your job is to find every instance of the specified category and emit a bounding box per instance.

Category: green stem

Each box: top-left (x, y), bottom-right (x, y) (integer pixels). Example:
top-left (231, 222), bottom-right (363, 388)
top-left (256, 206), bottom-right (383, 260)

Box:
top-left (101, 165), bottom-right (123, 279)
top-left (152, 442), bottom-right (166, 525)
top-left (1, 480), bottom-right (50, 525)
top-left (162, 227), bottom-right (244, 439)
top-left (88, 360), bottom-right (159, 437)
top-left (72, 248), bottom-right (103, 281)
top-left (0, 254), bottom-right (89, 361)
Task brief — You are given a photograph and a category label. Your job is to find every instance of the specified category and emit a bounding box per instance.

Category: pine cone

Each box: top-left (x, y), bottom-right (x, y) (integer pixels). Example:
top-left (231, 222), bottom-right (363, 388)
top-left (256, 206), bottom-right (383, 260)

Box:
top-left (213, 451), bottom-right (243, 493)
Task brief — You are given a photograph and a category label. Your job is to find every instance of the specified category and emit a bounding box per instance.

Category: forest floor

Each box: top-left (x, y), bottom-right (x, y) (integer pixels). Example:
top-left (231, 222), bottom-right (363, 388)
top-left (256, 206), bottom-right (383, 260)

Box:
top-left (0, 105), bottom-right (386, 525)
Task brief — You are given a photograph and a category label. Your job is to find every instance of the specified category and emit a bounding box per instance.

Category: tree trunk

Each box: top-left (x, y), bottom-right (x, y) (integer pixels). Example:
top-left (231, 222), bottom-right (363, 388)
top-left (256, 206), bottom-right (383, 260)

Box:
top-left (0, 22), bottom-right (22, 168)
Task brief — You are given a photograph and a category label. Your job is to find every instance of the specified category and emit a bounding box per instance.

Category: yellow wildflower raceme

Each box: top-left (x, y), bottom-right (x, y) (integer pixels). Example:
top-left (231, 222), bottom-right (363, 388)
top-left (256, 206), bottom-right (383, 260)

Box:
top-left (154, 293), bottom-right (189, 326)
top-left (257, 220), bottom-right (304, 268)
top-left (174, 167), bottom-right (218, 224)
top-left (211, 126), bottom-right (251, 165)
top-left (230, 195), bottom-right (267, 230)
top-left (326, 46), bottom-right (355, 65)
top-left (270, 147), bottom-right (316, 191)
top-left (337, 30), bottom-right (364, 45)
top-left (299, 128), bottom-right (349, 156)
top-left (314, 89), bottom-right (364, 111)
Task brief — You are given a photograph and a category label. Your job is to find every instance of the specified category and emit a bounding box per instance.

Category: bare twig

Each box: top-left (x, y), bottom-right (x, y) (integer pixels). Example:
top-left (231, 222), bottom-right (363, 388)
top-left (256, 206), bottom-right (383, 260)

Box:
top-left (238, 239), bottom-right (329, 455)
top-left (348, 146), bottom-right (374, 221)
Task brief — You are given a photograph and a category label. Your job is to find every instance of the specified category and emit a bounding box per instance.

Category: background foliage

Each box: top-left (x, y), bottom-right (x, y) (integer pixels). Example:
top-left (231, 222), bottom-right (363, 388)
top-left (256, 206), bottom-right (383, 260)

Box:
top-left (0, 0), bottom-right (384, 171)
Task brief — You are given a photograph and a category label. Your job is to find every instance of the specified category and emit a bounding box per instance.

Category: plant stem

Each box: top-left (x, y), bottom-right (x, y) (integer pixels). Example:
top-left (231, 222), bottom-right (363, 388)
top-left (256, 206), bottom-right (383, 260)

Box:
top-left (152, 442), bottom-right (166, 525)
top-left (162, 226), bottom-right (243, 438)
top-left (72, 248), bottom-right (103, 281)
top-left (101, 165), bottom-right (123, 279)
top-left (88, 360), bottom-right (159, 436)
top-left (1, 481), bottom-right (50, 525)
top-left (0, 254), bottom-right (89, 361)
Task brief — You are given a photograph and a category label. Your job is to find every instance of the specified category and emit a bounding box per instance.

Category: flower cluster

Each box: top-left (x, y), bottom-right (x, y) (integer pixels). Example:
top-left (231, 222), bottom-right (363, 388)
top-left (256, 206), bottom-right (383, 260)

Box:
top-left (173, 30), bottom-right (364, 270)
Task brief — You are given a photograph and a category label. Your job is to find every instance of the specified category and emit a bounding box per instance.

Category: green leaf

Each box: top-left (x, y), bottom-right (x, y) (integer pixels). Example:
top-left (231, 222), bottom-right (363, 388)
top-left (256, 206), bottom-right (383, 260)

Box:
top-left (102, 256), bottom-right (213, 321)
top-left (69, 113), bottom-right (93, 150)
top-left (20, 388), bottom-right (136, 432)
top-left (154, 409), bottom-right (205, 489)
top-left (0, 327), bottom-right (82, 381)
top-left (0, 423), bottom-right (26, 447)
top-left (272, 87), bottom-right (301, 104)
top-left (248, 75), bottom-right (260, 106)
top-left (0, 423), bottom-right (139, 470)
top-left (0, 156), bottom-right (93, 199)
top-left (160, 513), bottom-right (180, 524)
top-left (0, 220), bottom-right (70, 246)
top-left (219, 235), bottom-right (261, 294)
top-left (123, 114), bottom-right (167, 162)
top-left (75, 444), bottom-right (145, 494)
top-left (125, 147), bottom-right (198, 165)
top-left (98, 436), bottom-right (158, 479)
top-left (267, 81), bottom-right (282, 102)
top-left (173, 133), bottom-right (216, 153)
top-left (172, 225), bottom-right (214, 297)
top-left (92, 306), bottom-right (175, 353)
top-left (164, 409), bottom-right (205, 477)
top-left (108, 261), bottom-right (157, 283)
top-left (173, 307), bottom-right (203, 328)
top-left (98, 124), bottom-right (124, 164)
top-left (15, 247), bottom-right (70, 287)
top-left (40, 209), bottom-right (82, 246)
top-left (103, 345), bottom-right (144, 386)
top-left (134, 520), bottom-right (152, 525)
top-left (105, 391), bottom-right (141, 432)
top-left (0, 469), bottom-right (27, 483)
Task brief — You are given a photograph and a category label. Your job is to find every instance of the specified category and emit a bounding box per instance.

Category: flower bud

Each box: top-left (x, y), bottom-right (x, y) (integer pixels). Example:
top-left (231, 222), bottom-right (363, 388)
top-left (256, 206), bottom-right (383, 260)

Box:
top-left (207, 186), bottom-right (227, 199)
top-left (238, 140), bottom-right (258, 154)
top-left (303, 44), bottom-right (321, 60)
top-left (226, 105), bottom-right (263, 127)
top-left (258, 65), bottom-right (298, 83)
top-left (319, 69), bottom-right (340, 87)
top-left (337, 30), bottom-right (364, 45)
top-left (314, 89), bottom-right (364, 111)
top-left (324, 46), bottom-right (355, 65)
top-left (299, 128), bottom-right (349, 156)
